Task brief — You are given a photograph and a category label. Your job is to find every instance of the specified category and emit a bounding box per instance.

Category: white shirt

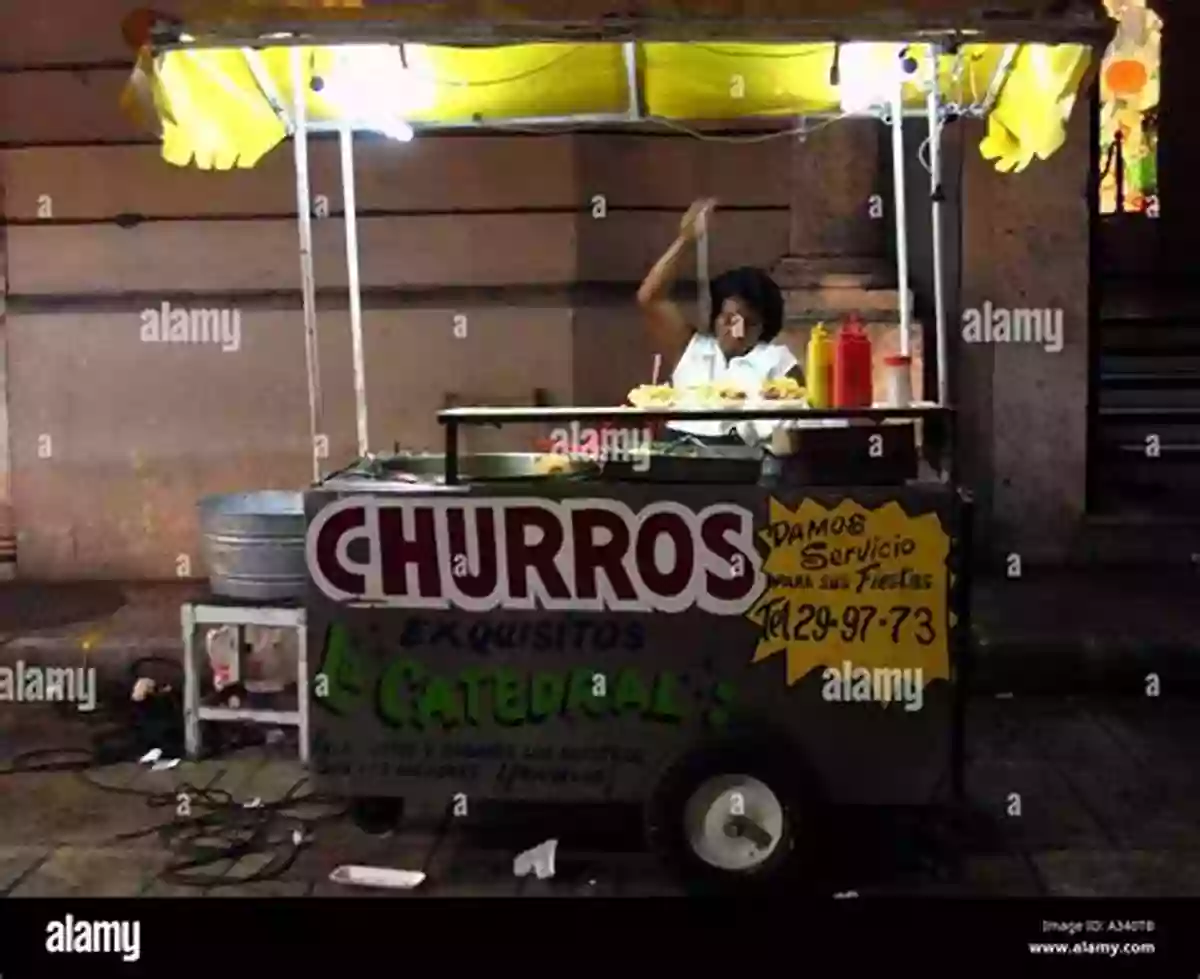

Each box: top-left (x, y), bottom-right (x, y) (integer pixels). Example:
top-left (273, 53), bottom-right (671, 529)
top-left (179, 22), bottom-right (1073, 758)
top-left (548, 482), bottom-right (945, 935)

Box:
top-left (669, 333), bottom-right (799, 439)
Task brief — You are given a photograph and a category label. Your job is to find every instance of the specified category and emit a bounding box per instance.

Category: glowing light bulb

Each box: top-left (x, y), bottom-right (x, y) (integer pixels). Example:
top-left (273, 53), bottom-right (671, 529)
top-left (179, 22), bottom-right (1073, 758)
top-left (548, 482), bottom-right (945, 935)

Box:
top-left (317, 45), bottom-right (432, 142)
top-left (837, 43), bottom-right (907, 114)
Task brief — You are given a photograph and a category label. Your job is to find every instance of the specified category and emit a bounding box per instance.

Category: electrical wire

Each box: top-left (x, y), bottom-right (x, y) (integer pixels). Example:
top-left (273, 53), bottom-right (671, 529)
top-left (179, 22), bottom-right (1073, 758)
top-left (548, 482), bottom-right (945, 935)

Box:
top-left (0, 658), bottom-right (347, 890)
top-left (911, 45), bottom-right (1010, 175)
top-left (325, 39), bottom-right (1009, 144)
top-left (967, 51), bottom-right (983, 108)
top-left (444, 45), bottom-right (993, 146)
top-left (686, 44), bottom-right (832, 61)
top-left (103, 774), bottom-right (346, 889)
top-left (917, 114), bottom-right (947, 176)
top-left (481, 113), bottom-right (851, 142)
top-left (314, 39), bottom-right (1007, 145)
top-left (651, 114), bottom-right (849, 143)
top-left (395, 44), bottom-right (590, 88)
top-left (399, 41), bottom-right (830, 90)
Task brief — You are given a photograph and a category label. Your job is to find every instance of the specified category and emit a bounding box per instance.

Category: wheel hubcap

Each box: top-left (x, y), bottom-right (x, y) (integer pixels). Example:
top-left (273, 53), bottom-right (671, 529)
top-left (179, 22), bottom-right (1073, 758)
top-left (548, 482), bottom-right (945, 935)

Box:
top-left (683, 775), bottom-right (785, 872)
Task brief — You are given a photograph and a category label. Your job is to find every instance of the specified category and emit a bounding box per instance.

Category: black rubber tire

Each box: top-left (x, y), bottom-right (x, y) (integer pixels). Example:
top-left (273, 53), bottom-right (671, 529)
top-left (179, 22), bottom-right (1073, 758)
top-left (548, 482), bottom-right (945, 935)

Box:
top-left (644, 739), bottom-right (824, 895)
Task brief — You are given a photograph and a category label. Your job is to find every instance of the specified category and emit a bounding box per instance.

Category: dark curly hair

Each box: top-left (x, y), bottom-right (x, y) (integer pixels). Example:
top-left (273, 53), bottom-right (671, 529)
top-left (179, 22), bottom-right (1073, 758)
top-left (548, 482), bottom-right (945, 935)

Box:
top-left (709, 266), bottom-right (785, 342)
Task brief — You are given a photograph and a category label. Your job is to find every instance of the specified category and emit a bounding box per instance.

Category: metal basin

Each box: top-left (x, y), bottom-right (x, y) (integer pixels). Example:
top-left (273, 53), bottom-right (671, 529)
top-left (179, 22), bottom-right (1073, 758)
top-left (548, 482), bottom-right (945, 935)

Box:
top-left (197, 490), bottom-right (306, 601)
top-left (344, 452), bottom-right (598, 482)
top-left (600, 442), bottom-right (765, 484)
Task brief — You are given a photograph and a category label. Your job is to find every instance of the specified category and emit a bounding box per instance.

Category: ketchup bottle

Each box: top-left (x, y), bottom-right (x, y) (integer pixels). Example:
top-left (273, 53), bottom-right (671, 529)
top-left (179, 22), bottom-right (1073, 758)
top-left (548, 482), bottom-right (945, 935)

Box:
top-left (834, 317), bottom-right (873, 407)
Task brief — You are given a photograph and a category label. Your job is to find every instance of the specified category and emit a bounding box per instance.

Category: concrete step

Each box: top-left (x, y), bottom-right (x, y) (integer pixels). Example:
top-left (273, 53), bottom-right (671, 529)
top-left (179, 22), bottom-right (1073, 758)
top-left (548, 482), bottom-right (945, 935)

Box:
top-left (1101, 281), bottom-right (1200, 320)
top-left (1070, 514), bottom-right (1200, 567)
top-left (970, 637), bottom-right (1200, 695)
top-left (969, 569), bottom-right (1200, 695)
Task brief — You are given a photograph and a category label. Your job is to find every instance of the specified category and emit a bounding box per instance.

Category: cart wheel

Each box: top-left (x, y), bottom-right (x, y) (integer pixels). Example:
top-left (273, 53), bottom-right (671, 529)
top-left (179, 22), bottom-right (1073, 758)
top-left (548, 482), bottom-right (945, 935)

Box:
top-left (645, 740), bottom-right (823, 894)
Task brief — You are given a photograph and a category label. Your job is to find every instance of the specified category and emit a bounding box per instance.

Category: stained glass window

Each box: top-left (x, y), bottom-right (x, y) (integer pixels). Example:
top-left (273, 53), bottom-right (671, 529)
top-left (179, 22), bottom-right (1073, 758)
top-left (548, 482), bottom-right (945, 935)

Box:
top-left (1099, 0), bottom-right (1161, 215)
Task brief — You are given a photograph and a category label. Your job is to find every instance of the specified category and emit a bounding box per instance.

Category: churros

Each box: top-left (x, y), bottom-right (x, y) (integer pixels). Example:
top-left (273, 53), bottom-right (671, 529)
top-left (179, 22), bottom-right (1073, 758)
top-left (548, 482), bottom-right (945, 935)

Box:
top-left (627, 384), bottom-right (676, 408)
top-left (628, 379), bottom-right (804, 408)
top-left (761, 376), bottom-right (806, 401)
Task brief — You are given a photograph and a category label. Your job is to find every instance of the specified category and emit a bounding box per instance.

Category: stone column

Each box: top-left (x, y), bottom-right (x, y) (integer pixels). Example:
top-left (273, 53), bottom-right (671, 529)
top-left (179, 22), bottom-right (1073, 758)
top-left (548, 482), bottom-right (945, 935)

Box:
top-left (959, 107), bottom-right (1091, 563)
top-left (787, 118), bottom-right (887, 259)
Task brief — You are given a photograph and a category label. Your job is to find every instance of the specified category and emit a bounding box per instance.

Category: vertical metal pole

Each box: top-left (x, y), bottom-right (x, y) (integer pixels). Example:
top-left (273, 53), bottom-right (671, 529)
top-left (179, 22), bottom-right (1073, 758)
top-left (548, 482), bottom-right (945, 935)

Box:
top-left (697, 211), bottom-right (711, 344)
top-left (622, 42), bottom-right (642, 121)
top-left (295, 608), bottom-right (310, 765)
top-left (181, 604), bottom-right (201, 759)
top-left (291, 48), bottom-right (323, 483)
top-left (444, 419), bottom-right (459, 485)
top-left (890, 73), bottom-right (911, 357)
top-left (927, 45), bottom-right (949, 406)
top-left (339, 123), bottom-right (369, 457)
top-left (1114, 132), bottom-right (1126, 214)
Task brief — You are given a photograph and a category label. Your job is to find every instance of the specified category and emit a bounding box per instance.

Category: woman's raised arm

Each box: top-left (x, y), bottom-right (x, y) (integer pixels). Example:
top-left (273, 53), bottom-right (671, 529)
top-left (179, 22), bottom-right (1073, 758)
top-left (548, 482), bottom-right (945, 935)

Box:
top-left (636, 198), bottom-right (716, 366)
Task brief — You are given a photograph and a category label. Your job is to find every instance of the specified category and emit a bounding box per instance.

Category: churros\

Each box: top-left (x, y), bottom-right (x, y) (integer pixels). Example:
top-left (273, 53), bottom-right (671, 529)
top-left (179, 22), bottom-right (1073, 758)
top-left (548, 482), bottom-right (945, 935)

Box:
top-left (761, 377), bottom-right (806, 401)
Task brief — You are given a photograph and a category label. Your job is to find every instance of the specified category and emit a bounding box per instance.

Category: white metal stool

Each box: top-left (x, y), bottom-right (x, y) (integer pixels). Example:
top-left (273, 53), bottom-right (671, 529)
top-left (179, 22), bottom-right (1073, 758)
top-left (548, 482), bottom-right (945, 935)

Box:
top-left (181, 602), bottom-right (310, 763)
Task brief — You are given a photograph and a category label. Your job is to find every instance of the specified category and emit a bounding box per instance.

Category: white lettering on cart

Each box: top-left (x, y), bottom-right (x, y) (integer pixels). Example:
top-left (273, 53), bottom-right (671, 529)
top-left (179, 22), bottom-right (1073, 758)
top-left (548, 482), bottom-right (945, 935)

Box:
top-left (306, 496), bottom-right (763, 615)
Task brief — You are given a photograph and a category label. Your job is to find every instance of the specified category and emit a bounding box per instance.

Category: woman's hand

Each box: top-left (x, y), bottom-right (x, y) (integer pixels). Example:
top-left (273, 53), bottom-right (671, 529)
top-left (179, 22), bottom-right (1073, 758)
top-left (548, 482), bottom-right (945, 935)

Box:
top-left (679, 198), bottom-right (717, 242)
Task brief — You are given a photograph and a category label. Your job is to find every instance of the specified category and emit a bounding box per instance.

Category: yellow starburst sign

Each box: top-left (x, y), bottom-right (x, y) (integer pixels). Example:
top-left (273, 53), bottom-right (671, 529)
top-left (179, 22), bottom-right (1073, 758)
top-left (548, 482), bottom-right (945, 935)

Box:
top-left (745, 497), bottom-right (951, 687)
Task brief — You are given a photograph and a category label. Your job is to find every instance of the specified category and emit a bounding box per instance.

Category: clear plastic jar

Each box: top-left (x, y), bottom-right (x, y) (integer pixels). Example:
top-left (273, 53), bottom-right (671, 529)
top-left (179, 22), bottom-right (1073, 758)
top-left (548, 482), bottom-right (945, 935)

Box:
top-left (882, 354), bottom-right (913, 407)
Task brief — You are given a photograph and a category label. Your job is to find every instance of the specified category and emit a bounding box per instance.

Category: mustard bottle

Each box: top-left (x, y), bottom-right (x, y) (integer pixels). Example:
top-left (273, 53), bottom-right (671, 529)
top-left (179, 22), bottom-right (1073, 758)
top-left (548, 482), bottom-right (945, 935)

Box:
top-left (805, 323), bottom-right (834, 408)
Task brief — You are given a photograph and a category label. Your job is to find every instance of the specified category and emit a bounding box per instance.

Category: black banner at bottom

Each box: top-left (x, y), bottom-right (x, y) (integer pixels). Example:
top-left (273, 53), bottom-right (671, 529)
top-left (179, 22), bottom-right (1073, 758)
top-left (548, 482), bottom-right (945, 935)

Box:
top-left (0, 898), bottom-right (1190, 975)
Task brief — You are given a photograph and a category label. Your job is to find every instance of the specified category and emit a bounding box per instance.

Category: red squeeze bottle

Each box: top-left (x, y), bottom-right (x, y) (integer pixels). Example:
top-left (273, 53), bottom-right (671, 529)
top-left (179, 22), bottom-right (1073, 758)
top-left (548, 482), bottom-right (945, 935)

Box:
top-left (834, 318), bottom-right (873, 407)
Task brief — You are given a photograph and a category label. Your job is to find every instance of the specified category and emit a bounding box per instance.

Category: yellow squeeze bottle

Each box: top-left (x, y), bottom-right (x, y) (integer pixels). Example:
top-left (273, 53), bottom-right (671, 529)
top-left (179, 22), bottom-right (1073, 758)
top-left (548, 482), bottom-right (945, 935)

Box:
top-left (806, 324), bottom-right (834, 408)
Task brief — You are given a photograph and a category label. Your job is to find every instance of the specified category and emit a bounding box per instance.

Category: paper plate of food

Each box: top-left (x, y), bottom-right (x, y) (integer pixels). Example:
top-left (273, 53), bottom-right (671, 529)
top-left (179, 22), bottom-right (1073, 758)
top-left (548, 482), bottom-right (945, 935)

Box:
top-left (626, 382), bottom-right (753, 409)
top-left (626, 384), bottom-right (676, 408)
top-left (627, 378), bottom-right (815, 412)
top-left (678, 382), bottom-right (750, 407)
top-left (750, 376), bottom-right (808, 410)
top-left (760, 377), bottom-right (806, 402)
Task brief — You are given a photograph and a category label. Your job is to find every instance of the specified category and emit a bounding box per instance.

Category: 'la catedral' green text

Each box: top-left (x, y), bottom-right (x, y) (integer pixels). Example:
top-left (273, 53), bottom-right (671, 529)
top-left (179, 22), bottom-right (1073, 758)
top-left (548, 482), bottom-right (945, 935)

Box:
top-left (317, 625), bottom-right (685, 728)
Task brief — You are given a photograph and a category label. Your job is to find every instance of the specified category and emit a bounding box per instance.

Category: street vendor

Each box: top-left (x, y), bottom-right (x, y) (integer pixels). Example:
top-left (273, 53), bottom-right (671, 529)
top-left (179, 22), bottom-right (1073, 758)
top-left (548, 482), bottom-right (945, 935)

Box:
top-left (636, 198), bottom-right (803, 444)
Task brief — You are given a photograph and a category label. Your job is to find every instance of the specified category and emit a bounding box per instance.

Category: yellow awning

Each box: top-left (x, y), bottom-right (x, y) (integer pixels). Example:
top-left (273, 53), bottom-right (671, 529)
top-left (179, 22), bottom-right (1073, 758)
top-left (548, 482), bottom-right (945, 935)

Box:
top-left (122, 39), bottom-right (1095, 173)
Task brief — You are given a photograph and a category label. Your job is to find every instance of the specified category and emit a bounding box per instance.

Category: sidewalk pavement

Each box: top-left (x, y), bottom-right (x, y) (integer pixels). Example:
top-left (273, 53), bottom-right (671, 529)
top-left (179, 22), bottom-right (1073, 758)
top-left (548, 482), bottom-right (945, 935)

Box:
top-left (4, 696), bottom-right (1200, 896)
top-left (1, 570), bottom-right (1199, 695)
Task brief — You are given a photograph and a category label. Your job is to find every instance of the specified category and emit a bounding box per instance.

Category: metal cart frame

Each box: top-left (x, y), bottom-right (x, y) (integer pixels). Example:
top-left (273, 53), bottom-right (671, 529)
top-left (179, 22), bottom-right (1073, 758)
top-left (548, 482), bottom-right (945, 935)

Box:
top-left (141, 8), bottom-right (1106, 791)
top-left (145, 25), bottom-right (1012, 479)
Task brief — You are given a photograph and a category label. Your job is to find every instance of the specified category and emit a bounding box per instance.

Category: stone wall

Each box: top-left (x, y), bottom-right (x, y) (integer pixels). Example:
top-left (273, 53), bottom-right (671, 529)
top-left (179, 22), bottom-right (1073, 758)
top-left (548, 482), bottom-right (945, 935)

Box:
top-left (959, 108), bottom-right (1091, 563)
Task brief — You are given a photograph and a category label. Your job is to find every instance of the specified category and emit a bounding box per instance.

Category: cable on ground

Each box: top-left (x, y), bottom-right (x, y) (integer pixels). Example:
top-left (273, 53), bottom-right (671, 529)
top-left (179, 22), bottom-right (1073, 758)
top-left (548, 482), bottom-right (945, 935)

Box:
top-left (0, 656), bottom-right (347, 889)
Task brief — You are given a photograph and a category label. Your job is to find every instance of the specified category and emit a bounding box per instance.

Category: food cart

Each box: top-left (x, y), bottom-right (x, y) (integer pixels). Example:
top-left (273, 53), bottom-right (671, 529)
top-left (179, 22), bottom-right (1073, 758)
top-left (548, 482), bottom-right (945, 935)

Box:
top-left (308, 403), bottom-right (970, 888)
top-left (135, 0), bottom-right (1108, 889)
